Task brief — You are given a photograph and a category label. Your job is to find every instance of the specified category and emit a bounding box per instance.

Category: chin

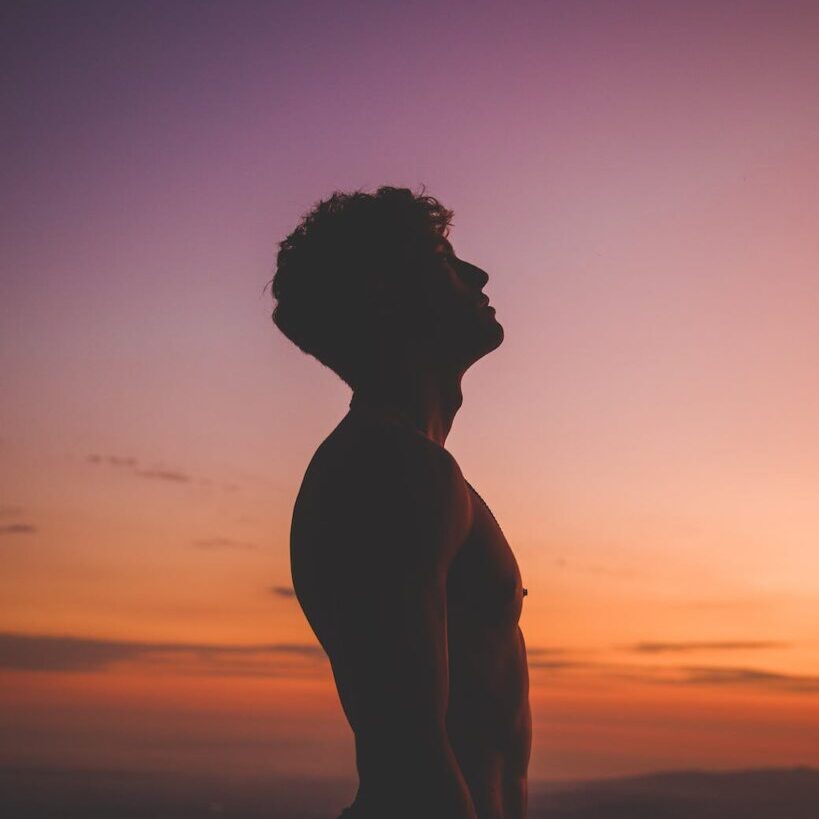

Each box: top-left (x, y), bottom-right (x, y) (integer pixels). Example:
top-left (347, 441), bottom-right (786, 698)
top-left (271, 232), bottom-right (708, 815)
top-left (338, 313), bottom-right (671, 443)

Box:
top-left (484, 317), bottom-right (504, 350)
top-left (464, 322), bottom-right (504, 366)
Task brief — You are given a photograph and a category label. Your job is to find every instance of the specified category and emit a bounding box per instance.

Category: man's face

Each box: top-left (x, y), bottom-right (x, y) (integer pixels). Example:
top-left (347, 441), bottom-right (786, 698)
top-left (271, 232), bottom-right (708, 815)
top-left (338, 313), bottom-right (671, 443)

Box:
top-left (423, 237), bottom-right (504, 367)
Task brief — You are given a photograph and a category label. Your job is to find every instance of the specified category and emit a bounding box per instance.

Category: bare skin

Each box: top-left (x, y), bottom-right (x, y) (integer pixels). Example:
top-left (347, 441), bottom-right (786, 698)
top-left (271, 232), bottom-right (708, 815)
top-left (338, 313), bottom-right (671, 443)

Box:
top-left (289, 239), bottom-right (531, 818)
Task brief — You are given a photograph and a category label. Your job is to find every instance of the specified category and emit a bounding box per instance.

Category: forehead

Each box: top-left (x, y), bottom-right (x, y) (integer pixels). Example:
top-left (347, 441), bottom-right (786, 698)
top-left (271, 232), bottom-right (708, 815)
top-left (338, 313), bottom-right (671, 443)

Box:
top-left (434, 237), bottom-right (454, 253)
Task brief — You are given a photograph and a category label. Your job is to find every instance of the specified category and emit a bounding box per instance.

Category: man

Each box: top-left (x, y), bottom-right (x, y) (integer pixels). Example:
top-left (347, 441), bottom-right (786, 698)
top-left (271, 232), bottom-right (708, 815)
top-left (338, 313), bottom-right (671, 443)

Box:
top-left (271, 187), bottom-right (530, 819)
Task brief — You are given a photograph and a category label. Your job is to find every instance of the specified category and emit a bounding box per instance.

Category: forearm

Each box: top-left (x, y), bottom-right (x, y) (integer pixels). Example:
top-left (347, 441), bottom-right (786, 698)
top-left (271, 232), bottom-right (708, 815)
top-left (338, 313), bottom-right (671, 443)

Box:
top-left (355, 731), bottom-right (478, 819)
top-left (502, 772), bottom-right (527, 819)
top-left (429, 739), bottom-right (479, 819)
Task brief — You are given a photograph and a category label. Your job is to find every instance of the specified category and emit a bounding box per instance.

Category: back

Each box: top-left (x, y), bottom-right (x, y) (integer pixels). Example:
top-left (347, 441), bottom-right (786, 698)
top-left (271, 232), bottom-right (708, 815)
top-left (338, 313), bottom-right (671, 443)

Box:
top-left (289, 410), bottom-right (476, 817)
top-left (290, 410), bottom-right (472, 721)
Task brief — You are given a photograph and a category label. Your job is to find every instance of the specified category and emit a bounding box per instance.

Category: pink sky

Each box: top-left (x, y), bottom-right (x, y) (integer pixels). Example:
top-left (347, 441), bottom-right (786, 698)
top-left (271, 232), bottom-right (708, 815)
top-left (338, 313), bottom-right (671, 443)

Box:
top-left (1, 0), bottom-right (818, 782)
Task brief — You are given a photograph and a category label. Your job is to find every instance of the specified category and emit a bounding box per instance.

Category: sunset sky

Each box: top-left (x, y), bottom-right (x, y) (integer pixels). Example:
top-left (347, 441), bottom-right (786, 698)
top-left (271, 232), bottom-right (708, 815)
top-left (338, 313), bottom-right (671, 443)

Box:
top-left (2, 0), bottom-right (818, 786)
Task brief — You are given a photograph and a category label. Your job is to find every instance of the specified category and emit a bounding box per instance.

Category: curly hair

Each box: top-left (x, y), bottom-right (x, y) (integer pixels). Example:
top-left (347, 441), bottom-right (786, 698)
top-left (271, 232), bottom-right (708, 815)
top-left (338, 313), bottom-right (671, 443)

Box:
top-left (270, 186), bottom-right (454, 388)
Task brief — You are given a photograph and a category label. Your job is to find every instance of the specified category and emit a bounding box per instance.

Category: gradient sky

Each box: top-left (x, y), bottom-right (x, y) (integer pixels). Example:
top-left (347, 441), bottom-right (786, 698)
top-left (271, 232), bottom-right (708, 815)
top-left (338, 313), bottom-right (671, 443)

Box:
top-left (2, 0), bottom-right (818, 785)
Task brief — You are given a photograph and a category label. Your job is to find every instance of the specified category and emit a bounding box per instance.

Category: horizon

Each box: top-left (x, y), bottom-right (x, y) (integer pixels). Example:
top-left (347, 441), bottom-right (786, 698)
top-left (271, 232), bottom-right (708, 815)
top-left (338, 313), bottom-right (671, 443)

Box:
top-left (4, 765), bottom-right (819, 818)
top-left (4, 760), bottom-right (817, 786)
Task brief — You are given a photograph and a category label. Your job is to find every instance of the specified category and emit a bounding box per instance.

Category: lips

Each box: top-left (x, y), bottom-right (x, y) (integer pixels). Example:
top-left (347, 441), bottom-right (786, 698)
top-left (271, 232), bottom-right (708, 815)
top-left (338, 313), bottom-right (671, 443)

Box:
top-left (477, 295), bottom-right (490, 308)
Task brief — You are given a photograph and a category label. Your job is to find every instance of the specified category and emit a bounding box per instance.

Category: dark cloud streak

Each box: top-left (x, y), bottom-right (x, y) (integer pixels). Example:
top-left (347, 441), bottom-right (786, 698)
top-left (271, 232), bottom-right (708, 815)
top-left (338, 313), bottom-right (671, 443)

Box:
top-left (136, 468), bottom-right (192, 483)
top-left (674, 665), bottom-right (819, 693)
top-left (530, 654), bottom-right (819, 695)
top-left (0, 633), bottom-right (326, 674)
top-left (87, 454), bottom-right (193, 484)
top-left (0, 523), bottom-right (37, 534)
top-left (87, 454), bottom-right (137, 468)
top-left (193, 537), bottom-right (257, 550)
top-left (628, 640), bottom-right (787, 654)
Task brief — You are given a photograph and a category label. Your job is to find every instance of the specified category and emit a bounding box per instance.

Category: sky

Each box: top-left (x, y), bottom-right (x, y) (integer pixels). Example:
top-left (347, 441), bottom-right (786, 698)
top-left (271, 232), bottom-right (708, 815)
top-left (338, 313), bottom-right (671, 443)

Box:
top-left (1, 0), bottom-right (818, 787)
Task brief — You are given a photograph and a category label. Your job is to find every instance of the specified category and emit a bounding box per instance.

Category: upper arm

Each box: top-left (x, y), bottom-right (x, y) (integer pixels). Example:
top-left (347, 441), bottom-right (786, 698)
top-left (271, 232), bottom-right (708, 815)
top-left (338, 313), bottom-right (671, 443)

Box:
top-left (327, 437), bottom-right (472, 743)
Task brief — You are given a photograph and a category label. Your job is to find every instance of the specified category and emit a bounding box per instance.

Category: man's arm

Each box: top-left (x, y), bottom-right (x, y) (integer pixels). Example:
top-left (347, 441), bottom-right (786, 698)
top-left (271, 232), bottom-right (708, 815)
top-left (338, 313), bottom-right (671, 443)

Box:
top-left (328, 434), bottom-right (476, 819)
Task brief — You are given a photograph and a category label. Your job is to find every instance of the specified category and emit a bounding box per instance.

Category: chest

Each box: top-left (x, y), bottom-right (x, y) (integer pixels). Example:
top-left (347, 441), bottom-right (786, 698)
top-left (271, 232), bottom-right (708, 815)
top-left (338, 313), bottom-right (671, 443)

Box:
top-left (446, 482), bottom-right (524, 629)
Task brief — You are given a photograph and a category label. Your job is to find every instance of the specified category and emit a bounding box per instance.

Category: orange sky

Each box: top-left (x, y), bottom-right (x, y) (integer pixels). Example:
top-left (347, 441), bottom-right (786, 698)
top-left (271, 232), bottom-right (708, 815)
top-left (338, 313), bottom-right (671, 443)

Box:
top-left (2, 0), bottom-right (818, 783)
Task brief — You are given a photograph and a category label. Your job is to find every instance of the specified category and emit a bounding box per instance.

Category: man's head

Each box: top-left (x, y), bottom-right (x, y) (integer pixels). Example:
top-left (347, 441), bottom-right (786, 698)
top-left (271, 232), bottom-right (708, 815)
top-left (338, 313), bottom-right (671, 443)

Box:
top-left (271, 186), bottom-right (503, 389)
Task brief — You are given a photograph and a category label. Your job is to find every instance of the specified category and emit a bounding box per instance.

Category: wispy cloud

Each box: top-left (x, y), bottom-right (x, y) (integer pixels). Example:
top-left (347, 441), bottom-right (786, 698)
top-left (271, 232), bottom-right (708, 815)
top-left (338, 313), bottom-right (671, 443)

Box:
top-left (270, 585), bottom-right (296, 598)
top-left (4, 632), bottom-right (815, 695)
top-left (87, 454), bottom-right (194, 485)
top-left (0, 505), bottom-right (36, 534)
top-left (672, 665), bottom-right (819, 693)
top-left (0, 633), bottom-right (326, 676)
top-left (0, 523), bottom-right (37, 535)
top-left (526, 646), bottom-right (597, 670)
top-left (87, 455), bottom-right (137, 468)
top-left (527, 646), bottom-right (579, 658)
top-left (193, 537), bottom-right (258, 550)
top-left (627, 641), bottom-right (787, 654)
top-left (529, 658), bottom-right (595, 670)
top-left (529, 652), bottom-right (819, 695)
top-left (136, 468), bottom-right (193, 483)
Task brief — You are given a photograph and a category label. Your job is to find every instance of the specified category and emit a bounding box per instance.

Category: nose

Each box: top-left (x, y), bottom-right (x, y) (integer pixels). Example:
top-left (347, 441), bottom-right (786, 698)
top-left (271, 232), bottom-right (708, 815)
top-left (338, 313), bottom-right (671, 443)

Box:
top-left (457, 259), bottom-right (489, 290)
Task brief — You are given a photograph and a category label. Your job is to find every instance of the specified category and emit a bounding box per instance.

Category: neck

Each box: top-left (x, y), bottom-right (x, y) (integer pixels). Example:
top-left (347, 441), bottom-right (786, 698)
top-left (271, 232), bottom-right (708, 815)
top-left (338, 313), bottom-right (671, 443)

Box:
top-left (349, 367), bottom-right (465, 446)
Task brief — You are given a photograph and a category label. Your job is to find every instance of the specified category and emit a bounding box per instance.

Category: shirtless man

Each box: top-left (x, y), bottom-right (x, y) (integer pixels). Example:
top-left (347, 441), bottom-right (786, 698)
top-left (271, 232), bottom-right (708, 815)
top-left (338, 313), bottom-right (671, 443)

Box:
top-left (270, 187), bottom-right (530, 819)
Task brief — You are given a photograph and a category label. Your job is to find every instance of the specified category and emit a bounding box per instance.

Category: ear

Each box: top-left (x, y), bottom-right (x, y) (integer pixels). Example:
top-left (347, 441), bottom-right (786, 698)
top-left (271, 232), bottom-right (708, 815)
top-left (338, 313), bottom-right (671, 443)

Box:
top-left (367, 276), bottom-right (402, 320)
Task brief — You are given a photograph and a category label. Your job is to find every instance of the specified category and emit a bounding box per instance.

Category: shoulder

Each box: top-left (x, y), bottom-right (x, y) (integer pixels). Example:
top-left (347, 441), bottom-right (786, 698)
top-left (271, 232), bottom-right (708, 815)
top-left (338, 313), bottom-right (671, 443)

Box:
top-left (297, 419), bottom-right (473, 571)
top-left (359, 422), bottom-right (464, 498)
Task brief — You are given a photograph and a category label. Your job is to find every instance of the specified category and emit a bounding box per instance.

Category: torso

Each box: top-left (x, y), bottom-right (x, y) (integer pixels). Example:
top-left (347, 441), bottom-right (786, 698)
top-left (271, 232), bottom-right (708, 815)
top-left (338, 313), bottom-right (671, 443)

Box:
top-left (446, 479), bottom-right (531, 818)
top-left (290, 409), bottom-right (531, 819)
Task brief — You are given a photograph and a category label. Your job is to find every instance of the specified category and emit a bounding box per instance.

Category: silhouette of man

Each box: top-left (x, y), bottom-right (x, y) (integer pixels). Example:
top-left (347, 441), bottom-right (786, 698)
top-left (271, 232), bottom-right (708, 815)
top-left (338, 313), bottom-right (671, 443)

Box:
top-left (271, 187), bottom-right (531, 819)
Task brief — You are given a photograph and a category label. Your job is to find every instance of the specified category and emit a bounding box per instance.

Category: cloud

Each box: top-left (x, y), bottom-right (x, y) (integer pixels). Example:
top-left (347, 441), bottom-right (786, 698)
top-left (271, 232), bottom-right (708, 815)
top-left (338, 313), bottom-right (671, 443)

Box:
top-left (0, 523), bottom-right (37, 535)
top-left (529, 652), bottom-right (819, 695)
top-left (0, 632), bottom-right (326, 675)
top-left (7, 632), bottom-right (815, 695)
top-left (527, 640), bottom-right (813, 695)
top-left (529, 659), bottom-right (595, 670)
top-left (270, 585), bottom-right (296, 598)
top-left (87, 454), bottom-right (138, 468)
top-left (0, 633), bottom-right (141, 671)
top-left (627, 641), bottom-right (787, 654)
top-left (526, 646), bottom-right (577, 658)
top-left (0, 506), bottom-right (36, 534)
top-left (673, 665), bottom-right (819, 693)
top-left (87, 453), bottom-right (248, 492)
top-left (87, 454), bottom-right (193, 484)
top-left (193, 537), bottom-right (258, 550)
top-left (526, 646), bottom-right (598, 670)
top-left (136, 468), bottom-right (193, 483)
